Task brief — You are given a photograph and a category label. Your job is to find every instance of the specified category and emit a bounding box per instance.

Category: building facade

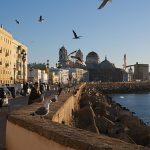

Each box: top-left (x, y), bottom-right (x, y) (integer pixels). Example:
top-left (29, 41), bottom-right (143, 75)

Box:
top-left (86, 52), bottom-right (128, 82)
top-left (133, 62), bottom-right (149, 81)
top-left (27, 68), bottom-right (48, 84)
top-left (0, 26), bottom-right (28, 85)
top-left (49, 67), bottom-right (89, 85)
top-left (0, 26), bottom-right (13, 85)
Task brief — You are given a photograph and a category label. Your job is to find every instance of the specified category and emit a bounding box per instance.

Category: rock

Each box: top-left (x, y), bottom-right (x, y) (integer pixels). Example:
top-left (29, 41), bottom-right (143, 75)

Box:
top-left (74, 105), bottom-right (99, 134)
top-left (96, 116), bottom-right (115, 134)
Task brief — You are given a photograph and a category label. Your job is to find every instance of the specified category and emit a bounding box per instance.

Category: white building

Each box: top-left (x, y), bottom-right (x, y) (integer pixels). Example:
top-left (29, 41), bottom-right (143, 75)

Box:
top-left (28, 68), bottom-right (48, 83)
top-left (68, 68), bottom-right (89, 84)
top-left (41, 70), bottom-right (48, 83)
top-left (59, 69), bottom-right (69, 85)
top-left (49, 67), bottom-right (89, 85)
top-left (49, 68), bottom-right (69, 85)
top-left (128, 67), bottom-right (133, 81)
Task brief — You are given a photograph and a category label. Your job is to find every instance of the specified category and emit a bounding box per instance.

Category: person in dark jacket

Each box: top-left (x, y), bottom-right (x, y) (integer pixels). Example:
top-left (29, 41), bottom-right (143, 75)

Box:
top-left (57, 82), bottom-right (63, 96)
top-left (28, 82), bottom-right (43, 105)
top-left (23, 82), bottom-right (28, 96)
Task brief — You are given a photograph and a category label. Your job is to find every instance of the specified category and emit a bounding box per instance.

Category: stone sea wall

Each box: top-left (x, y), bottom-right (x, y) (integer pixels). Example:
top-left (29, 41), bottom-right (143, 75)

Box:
top-left (73, 82), bottom-right (150, 148)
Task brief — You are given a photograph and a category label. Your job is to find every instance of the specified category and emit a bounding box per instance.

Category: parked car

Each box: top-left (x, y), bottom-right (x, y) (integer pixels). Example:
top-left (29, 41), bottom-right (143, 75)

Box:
top-left (7, 86), bottom-right (16, 98)
top-left (0, 87), bottom-right (9, 107)
top-left (0, 86), bottom-right (11, 97)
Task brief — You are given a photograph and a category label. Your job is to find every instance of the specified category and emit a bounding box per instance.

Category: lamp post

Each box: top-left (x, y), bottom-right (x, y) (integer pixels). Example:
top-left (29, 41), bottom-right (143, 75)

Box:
top-left (29, 66), bottom-right (33, 83)
top-left (21, 49), bottom-right (27, 83)
top-left (46, 60), bottom-right (49, 84)
top-left (13, 65), bottom-right (16, 84)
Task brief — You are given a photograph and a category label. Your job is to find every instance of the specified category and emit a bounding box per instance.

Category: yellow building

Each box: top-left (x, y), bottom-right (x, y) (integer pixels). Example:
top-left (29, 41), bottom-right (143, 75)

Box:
top-left (0, 25), bottom-right (28, 85)
top-left (12, 40), bottom-right (28, 84)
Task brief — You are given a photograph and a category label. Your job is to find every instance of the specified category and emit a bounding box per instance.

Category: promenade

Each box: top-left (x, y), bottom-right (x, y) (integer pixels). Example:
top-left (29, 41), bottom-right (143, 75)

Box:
top-left (0, 88), bottom-right (58, 150)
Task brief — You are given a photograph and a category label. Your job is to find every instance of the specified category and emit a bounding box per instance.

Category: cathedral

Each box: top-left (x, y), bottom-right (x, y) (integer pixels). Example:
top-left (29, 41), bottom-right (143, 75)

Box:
top-left (58, 46), bottom-right (128, 82)
top-left (85, 51), bottom-right (128, 82)
top-left (58, 46), bottom-right (85, 69)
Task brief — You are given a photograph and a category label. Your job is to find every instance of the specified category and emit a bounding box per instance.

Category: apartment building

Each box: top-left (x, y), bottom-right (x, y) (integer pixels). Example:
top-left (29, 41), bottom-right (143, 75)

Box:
top-left (133, 62), bottom-right (149, 81)
top-left (0, 25), bottom-right (28, 85)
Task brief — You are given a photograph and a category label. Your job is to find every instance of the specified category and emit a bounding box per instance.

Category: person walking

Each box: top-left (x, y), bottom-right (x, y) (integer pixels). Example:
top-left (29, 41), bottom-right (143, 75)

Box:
top-left (23, 82), bottom-right (28, 96)
top-left (57, 82), bottom-right (62, 96)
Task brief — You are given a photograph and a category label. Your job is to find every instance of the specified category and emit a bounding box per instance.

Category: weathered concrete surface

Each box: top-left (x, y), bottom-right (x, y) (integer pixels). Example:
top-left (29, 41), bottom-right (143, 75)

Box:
top-left (7, 114), bottom-right (149, 150)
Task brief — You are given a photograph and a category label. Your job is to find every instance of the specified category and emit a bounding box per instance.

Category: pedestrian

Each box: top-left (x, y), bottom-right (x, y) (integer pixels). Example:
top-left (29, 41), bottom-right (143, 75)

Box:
top-left (58, 82), bottom-right (62, 96)
top-left (23, 82), bottom-right (28, 96)
top-left (40, 83), bottom-right (45, 94)
top-left (28, 82), bottom-right (44, 105)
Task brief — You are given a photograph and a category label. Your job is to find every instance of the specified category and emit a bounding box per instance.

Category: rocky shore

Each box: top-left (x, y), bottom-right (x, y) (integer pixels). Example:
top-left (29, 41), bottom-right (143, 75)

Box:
top-left (73, 83), bottom-right (150, 148)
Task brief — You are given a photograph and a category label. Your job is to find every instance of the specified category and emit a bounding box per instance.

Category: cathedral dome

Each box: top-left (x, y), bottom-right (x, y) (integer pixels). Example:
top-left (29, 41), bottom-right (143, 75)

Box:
top-left (99, 57), bottom-right (115, 69)
top-left (85, 51), bottom-right (99, 66)
top-left (86, 51), bottom-right (99, 59)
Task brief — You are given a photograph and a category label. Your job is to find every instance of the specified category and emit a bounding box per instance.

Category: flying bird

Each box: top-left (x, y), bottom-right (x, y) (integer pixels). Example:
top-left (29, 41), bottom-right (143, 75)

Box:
top-left (68, 50), bottom-right (77, 56)
top-left (76, 57), bottom-right (82, 62)
top-left (71, 56), bottom-right (82, 62)
top-left (38, 15), bottom-right (44, 22)
top-left (98, 0), bottom-right (111, 9)
top-left (15, 19), bottom-right (20, 24)
top-left (72, 30), bottom-right (82, 39)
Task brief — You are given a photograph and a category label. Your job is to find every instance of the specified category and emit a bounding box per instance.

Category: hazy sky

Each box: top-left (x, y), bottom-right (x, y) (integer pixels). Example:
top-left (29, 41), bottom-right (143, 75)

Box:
top-left (1, 0), bottom-right (150, 68)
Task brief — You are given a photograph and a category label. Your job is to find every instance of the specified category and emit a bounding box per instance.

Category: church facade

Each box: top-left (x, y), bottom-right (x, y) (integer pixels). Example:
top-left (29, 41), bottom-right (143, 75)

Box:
top-left (85, 51), bottom-right (128, 82)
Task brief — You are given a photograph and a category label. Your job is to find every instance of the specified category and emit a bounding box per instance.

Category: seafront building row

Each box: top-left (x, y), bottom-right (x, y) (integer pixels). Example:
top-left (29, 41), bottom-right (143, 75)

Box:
top-left (0, 25), bottom-right (149, 86)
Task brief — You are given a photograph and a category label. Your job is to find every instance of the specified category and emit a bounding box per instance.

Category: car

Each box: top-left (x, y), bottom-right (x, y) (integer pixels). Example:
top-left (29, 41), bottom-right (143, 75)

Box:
top-left (0, 87), bottom-right (9, 107)
top-left (0, 86), bottom-right (11, 97)
top-left (7, 86), bottom-right (16, 98)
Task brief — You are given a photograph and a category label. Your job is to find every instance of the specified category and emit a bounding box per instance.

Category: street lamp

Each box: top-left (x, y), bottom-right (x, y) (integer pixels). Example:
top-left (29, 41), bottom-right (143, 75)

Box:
top-left (46, 60), bottom-right (49, 84)
top-left (13, 65), bottom-right (16, 84)
top-left (21, 49), bottom-right (27, 83)
top-left (29, 66), bottom-right (33, 83)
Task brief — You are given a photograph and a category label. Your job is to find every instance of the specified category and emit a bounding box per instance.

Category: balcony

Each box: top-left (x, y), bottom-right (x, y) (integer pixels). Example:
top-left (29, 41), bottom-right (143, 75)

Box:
top-left (17, 45), bottom-right (22, 50)
top-left (5, 52), bottom-right (9, 57)
top-left (5, 63), bottom-right (9, 67)
top-left (17, 71), bottom-right (21, 75)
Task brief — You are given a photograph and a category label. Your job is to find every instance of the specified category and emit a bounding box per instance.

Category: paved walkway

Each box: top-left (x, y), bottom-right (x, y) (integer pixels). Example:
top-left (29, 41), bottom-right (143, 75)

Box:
top-left (0, 89), bottom-right (58, 150)
top-left (0, 108), bottom-right (7, 150)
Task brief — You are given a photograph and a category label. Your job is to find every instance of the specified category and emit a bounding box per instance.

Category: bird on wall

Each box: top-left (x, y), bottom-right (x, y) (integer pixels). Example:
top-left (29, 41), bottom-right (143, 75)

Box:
top-left (15, 19), bottom-right (20, 24)
top-left (98, 0), bottom-right (111, 9)
top-left (72, 30), bottom-right (83, 39)
top-left (30, 96), bottom-right (57, 116)
top-left (38, 15), bottom-right (44, 22)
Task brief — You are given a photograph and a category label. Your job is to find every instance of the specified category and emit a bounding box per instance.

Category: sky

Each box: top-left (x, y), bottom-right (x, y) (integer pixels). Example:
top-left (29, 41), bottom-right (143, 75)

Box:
top-left (1, 0), bottom-right (150, 68)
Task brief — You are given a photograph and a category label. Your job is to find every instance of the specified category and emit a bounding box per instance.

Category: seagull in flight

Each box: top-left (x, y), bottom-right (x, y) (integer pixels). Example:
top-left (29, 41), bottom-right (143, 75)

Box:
top-left (98, 0), bottom-right (111, 9)
top-left (38, 15), bottom-right (44, 23)
top-left (72, 30), bottom-right (82, 39)
top-left (15, 19), bottom-right (20, 24)
top-left (68, 50), bottom-right (77, 56)
top-left (71, 56), bottom-right (82, 62)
